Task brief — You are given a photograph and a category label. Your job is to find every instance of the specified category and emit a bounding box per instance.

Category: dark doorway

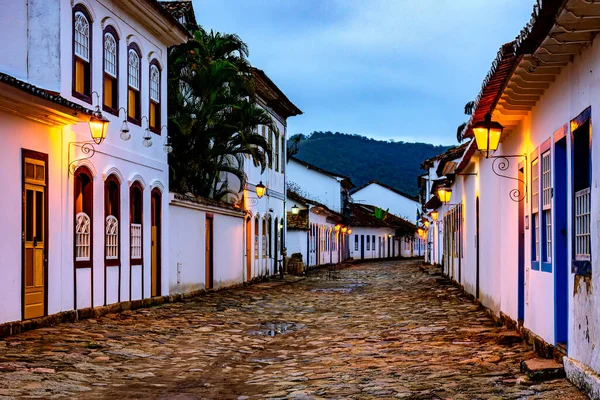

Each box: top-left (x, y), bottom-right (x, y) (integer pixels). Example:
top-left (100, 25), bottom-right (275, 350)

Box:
top-left (205, 215), bottom-right (214, 289)
top-left (150, 189), bottom-right (162, 297)
top-left (476, 196), bottom-right (480, 300)
top-left (360, 235), bottom-right (365, 259)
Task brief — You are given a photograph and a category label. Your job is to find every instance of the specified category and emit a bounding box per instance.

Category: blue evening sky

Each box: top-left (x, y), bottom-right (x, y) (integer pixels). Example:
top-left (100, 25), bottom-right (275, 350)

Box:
top-left (192, 0), bottom-right (534, 146)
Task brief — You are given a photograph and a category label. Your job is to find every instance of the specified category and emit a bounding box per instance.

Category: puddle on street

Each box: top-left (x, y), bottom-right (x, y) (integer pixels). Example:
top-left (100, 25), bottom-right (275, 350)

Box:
top-left (247, 322), bottom-right (305, 336)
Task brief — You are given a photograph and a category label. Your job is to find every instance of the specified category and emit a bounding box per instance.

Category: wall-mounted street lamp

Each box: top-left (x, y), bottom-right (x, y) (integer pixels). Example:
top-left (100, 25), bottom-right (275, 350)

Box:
top-left (388, 234), bottom-right (392, 238)
top-left (118, 107), bottom-right (131, 141)
top-left (335, 225), bottom-right (341, 232)
top-left (69, 92), bottom-right (109, 174)
top-left (471, 113), bottom-right (527, 202)
top-left (430, 211), bottom-right (439, 222)
top-left (348, 229), bottom-right (352, 234)
top-left (291, 205), bottom-right (299, 215)
top-left (341, 227), bottom-right (348, 234)
top-left (417, 227), bottom-right (425, 238)
top-left (437, 186), bottom-right (452, 204)
top-left (255, 181), bottom-right (266, 198)
top-left (424, 220), bottom-right (430, 228)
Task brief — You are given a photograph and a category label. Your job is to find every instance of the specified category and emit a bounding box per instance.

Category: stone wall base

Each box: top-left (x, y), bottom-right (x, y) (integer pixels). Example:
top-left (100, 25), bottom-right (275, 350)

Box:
top-left (564, 357), bottom-right (600, 400)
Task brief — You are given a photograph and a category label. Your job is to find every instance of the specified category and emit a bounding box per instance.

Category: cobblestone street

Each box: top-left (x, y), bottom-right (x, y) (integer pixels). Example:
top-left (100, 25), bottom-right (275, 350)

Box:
top-left (0, 260), bottom-right (585, 399)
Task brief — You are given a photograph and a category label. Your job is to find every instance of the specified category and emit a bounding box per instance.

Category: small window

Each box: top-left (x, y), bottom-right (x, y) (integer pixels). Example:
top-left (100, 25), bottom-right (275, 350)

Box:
top-left (354, 235), bottom-right (358, 251)
top-left (74, 167), bottom-right (93, 266)
top-left (531, 158), bottom-right (540, 267)
top-left (149, 62), bottom-right (161, 132)
top-left (73, 7), bottom-right (92, 101)
top-left (127, 45), bottom-right (141, 123)
top-left (262, 219), bottom-right (267, 258)
top-left (274, 131), bottom-right (280, 172)
top-left (268, 128), bottom-right (273, 169)
top-left (366, 235), bottom-right (370, 251)
top-left (103, 28), bottom-right (119, 113)
top-left (573, 118), bottom-right (591, 263)
top-left (254, 217), bottom-right (259, 259)
top-left (541, 151), bottom-right (552, 264)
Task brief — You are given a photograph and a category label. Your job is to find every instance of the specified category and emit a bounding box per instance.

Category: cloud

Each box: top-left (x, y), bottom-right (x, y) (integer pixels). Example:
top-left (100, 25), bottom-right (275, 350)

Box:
top-left (193, 0), bottom-right (534, 145)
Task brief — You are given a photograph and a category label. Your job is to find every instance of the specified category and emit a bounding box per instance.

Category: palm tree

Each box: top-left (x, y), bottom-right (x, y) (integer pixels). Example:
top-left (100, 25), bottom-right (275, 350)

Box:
top-left (167, 27), bottom-right (276, 200)
top-left (456, 101), bottom-right (475, 143)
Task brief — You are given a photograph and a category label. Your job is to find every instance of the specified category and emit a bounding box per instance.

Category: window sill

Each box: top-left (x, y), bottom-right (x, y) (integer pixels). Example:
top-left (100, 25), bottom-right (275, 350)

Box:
top-left (541, 262), bottom-right (552, 273)
top-left (150, 126), bottom-right (161, 135)
top-left (127, 116), bottom-right (141, 126)
top-left (103, 105), bottom-right (119, 117)
top-left (572, 260), bottom-right (591, 276)
top-left (73, 91), bottom-right (92, 105)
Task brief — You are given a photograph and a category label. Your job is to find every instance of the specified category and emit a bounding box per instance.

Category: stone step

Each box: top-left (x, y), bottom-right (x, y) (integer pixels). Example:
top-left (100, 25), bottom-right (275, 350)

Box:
top-left (496, 331), bottom-right (523, 345)
top-left (521, 358), bottom-right (565, 381)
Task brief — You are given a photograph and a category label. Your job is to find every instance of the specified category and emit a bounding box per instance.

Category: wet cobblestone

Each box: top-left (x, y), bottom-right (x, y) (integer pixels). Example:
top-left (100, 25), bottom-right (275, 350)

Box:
top-left (0, 260), bottom-right (586, 399)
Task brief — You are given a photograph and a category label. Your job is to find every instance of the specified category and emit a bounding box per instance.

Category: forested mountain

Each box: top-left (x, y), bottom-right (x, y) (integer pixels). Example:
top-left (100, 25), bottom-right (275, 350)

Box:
top-left (291, 131), bottom-right (452, 196)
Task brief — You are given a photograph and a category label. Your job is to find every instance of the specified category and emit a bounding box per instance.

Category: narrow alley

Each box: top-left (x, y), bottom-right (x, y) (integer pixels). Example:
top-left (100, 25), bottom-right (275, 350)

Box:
top-left (0, 260), bottom-right (585, 399)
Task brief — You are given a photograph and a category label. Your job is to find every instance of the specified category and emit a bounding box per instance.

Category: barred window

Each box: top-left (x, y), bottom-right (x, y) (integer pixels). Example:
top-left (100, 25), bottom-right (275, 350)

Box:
top-left (150, 65), bottom-right (160, 102)
top-left (531, 158), bottom-right (539, 211)
top-left (575, 188), bottom-right (591, 261)
top-left (75, 212), bottom-right (91, 261)
top-left (105, 216), bottom-right (119, 259)
top-left (130, 223), bottom-right (142, 259)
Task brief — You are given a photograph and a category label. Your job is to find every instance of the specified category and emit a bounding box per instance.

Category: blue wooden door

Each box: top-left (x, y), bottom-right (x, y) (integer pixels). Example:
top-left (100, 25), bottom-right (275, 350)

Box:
top-left (554, 136), bottom-right (568, 346)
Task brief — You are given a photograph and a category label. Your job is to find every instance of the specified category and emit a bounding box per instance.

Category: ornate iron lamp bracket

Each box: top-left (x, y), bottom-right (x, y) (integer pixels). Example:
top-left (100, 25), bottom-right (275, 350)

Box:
top-left (489, 154), bottom-right (528, 203)
top-left (68, 141), bottom-right (97, 175)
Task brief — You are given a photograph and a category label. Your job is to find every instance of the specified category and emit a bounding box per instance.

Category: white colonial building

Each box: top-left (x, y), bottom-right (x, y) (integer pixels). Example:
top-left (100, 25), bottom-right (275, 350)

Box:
top-left (421, 1), bottom-right (600, 396)
top-left (352, 180), bottom-right (420, 223)
top-left (0, 0), bottom-right (188, 323)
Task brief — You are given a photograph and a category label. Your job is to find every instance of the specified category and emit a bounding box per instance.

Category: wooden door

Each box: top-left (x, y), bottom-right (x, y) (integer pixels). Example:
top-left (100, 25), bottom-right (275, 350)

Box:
top-left (246, 218), bottom-right (252, 281)
top-left (150, 190), bottom-right (161, 297)
top-left (205, 216), bottom-right (213, 289)
top-left (23, 156), bottom-right (47, 319)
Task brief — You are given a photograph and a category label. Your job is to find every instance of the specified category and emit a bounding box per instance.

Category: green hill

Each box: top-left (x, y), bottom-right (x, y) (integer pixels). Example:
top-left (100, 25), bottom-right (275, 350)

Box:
top-left (291, 131), bottom-right (452, 196)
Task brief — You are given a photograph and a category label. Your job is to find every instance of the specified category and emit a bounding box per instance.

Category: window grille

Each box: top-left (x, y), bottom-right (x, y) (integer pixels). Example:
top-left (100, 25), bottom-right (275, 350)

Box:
top-left (74, 12), bottom-right (90, 61)
top-left (75, 212), bottom-right (91, 261)
top-left (130, 223), bottom-right (142, 259)
top-left (128, 50), bottom-right (140, 90)
top-left (545, 210), bottom-right (552, 262)
top-left (531, 158), bottom-right (539, 212)
top-left (150, 65), bottom-right (160, 102)
top-left (105, 215), bottom-right (119, 260)
top-left (104, 33), bottom-right (117, 77)
top-left (542, 152), bottom-right (551, 209)
top-left (354, 236), bottom-right (358, 251)
top-left (534, 214), bottom-right (540, 261)
top-left (575, 188), bottom-right (591, 260)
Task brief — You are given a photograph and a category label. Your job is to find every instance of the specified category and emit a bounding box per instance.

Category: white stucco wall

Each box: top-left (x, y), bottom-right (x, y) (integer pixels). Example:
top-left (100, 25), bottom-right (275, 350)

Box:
top-left (352, 183), bottom-right (419, 222)
top-left (169, 198), bottom-right (245, 294)
top-left (287, 159), bottom-right (343, 213)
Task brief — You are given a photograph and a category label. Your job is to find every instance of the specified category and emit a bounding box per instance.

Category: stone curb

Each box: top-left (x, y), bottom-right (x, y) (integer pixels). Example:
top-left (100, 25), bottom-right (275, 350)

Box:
top-left (565, 356), bottom-right (600, 400)
top-left (0, 276), bottom-right (304, 340)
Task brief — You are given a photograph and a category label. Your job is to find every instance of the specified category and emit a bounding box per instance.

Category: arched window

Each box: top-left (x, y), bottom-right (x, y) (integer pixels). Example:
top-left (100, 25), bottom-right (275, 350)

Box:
top-left (274, 217), bottom-right (279, 258)
top-left (105, 176), bottom-right (120, 263)
top-left (274, 131), bottom-right (280, 172)
top-left (73, 5), bottom-right (92, 101)
top-left (74, 167), bottom-right (93, 266)
top-left (127, 44), bottom-right (141, 124)
top-left (130, 183), bottom-right (143, 263)
top-left (149, 61), bottom-right (161, 132)
top-left (281, 135), bottom-right (286, 173)
top-left (262, 219), bottom-right (267, 259)
top-left (254, 216), bottom-right (259, 259)
top-left (103, 26), bottom-right (119, 113)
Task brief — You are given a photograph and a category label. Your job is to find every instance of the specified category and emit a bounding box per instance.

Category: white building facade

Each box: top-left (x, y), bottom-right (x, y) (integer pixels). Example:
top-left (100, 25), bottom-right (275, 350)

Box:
top-left (0, 0), bottom-right (188, 323)
top-left (422, 2), bottom-right (600, 396)
top-left (352, 181), bottom-right (420, 223)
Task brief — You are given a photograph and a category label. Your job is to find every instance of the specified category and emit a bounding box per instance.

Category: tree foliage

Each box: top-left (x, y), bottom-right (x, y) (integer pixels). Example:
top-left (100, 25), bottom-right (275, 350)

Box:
top-left (167, 26), bottom-right (276, 200)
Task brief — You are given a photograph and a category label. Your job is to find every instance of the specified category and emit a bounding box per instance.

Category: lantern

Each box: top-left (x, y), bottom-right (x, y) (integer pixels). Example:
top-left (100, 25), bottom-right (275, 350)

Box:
top-left (341, 227), bottom-right (348, 234)
top-left (424, 220), bottom-right (430, 228)
top-left (335, 225), bottom-right (341, 232)
top-left (417, 227), bottom-right (425, 238)
top-left (89, 114), bottom-right (109, 145)
top-left (437, 187), bottom-right (452, 204)
top-left (348, 229), bottom-right (352, 234)
top-left (473, 113), bottom-right (504, 158)
top-left (255, 181), bottom-right (266, 198)
top-left (291, 205), bottom-right (299, 215)
top-left (430, 210), bottom-right (439, 221)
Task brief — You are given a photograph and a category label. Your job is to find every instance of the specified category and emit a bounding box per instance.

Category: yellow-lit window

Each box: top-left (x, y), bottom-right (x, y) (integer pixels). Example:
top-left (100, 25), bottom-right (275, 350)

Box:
top-left (149, 64), bottom-right (161, 131)
top-left (103, 31), bottom-right (118, 111)
top-left (128, 48), bottom-right (141, 122)
top-left (73, 9), bottom-right (91, 99)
